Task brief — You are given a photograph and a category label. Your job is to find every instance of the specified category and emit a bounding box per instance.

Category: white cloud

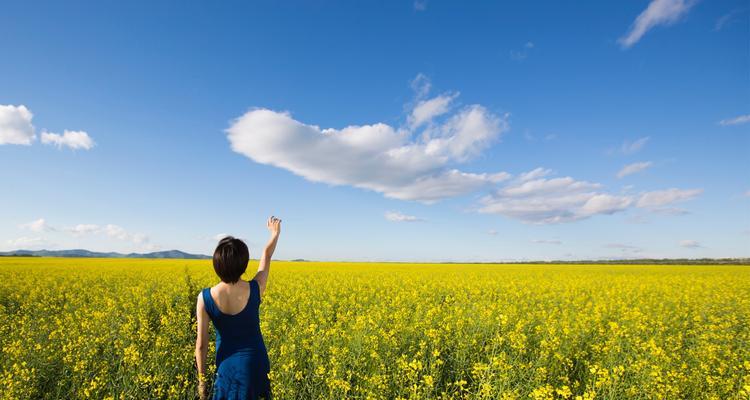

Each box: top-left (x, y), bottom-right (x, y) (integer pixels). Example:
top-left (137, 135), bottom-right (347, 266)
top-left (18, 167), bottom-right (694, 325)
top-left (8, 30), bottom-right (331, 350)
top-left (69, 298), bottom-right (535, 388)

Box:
top-left (652, 207), bottom-right (690, 216)
top-left (1, 105), bottom-right (93, 149)
top-left (679, 239), bottom-right (701, 248)
top-left (384, 211), bottom-right (424, 222)
top-left (487, 229), bottom-right (498, 235)
top-left (227, 78), bottom-right (510, 203)
top-left (414, 0), bottom-right (427, 11)
top-left (617, 161), bottom-right (653, 178)
top-left (604, 243), bottom-right (643, 253)
top-left (131, 233), bottom-right (149, 245)
top-left (409, 93), bottom-right (458, 129)
top-left (41, 130), bottom-right (94, 150)
top-left (619, 0), bottom-right (696, 48)
top-left (532, 239), bottom-right (562, 245)
top-left (477, 168), bottom-right (701, 224)
top-left (718, 114), bottom-right (750, 126)
top-left (620, 137), bottom-right (650, 154)
top-left (605, 243), bottom-right (640, 250)
top-left (425, 106), bottom-right (509, 162)
top-left (478, 172), bottom-right (634, 224)
top-left (200, 233), bottom-right (230, 242)
top-left (103, 224), bottom-right (130, 240)
top-left (68, 224), bottom-right (101, 236)
top-left (581, 194), bottom-right (635, 215)
top-left (5, 236), bottom-right (50, 249)
top-left (66, 223), bottom-right (153, 248)
top-left (410, 73), bottom-right (431, 99)
top-left (0, 104), bottom-right (35, 145)
top-left (226, 79), bottom-right (702, 224)
top-left (715, 8), bottom-right (745, 31)
top-left (19, 218), bottom-right (55, 233)
top-left (518, 167), bottom-right (552, 182)
top-left (636, 188), bottom-right (703, 208)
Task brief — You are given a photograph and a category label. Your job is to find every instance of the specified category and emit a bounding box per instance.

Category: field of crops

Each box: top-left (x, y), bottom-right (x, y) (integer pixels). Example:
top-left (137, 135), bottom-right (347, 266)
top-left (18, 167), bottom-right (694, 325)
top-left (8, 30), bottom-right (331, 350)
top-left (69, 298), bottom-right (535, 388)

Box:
top-left (0, 257), bottom-right (748, 399)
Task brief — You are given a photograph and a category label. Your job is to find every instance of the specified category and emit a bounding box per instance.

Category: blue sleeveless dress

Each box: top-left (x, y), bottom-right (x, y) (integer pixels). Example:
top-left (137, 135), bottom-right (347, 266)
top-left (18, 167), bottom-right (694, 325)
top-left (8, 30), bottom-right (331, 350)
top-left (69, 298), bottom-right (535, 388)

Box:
top-left (202, 280), bottom-right (272, 400)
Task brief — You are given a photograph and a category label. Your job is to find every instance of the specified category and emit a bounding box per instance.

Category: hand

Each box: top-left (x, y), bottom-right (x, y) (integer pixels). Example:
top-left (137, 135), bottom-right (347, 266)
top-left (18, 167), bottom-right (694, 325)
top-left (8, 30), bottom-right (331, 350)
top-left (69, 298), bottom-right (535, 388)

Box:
top-left (267, 215), bottom-right (281, 238)
top-left (198, 380), bottom-right (208, 400)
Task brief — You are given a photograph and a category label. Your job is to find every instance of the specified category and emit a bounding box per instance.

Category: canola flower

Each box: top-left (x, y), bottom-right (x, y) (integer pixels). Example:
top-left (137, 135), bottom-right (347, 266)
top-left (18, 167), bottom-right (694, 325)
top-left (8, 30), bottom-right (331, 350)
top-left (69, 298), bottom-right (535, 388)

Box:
top-left (0, 257), bottom-right (748, 399)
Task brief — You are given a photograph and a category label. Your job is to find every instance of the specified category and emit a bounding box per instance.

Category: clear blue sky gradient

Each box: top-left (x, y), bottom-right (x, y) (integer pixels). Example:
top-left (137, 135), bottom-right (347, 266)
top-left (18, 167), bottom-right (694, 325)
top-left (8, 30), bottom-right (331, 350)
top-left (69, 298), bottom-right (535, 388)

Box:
top-left (1, 1), bottom-right (748, 260)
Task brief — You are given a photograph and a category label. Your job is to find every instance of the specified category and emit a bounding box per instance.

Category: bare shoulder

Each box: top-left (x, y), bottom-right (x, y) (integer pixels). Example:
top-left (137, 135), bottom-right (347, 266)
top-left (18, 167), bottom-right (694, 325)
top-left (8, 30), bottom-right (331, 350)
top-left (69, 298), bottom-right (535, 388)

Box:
top-left (196, 290), bottom-right (205, 307)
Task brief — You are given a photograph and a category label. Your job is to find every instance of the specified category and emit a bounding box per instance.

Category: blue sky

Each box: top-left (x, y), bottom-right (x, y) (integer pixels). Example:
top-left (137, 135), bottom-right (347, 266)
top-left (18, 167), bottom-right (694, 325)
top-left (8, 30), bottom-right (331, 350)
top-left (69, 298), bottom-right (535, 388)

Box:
top-left (1, 0), bottom-right (748, 261)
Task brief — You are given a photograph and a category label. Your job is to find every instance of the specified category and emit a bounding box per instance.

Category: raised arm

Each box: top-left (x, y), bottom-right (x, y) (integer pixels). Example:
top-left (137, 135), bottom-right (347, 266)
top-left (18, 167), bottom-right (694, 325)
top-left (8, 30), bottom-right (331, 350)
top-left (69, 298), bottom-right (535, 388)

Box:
top-left (253, 215), bottom-right (281, 298)
top-left (194, 293), bottom-right (209, 400)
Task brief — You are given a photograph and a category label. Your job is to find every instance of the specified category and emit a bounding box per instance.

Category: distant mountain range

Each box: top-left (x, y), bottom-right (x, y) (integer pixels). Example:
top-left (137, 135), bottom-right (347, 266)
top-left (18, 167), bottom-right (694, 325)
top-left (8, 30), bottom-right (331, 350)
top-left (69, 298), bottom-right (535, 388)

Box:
top-left (0, 250), bottom-right (746, 264)
top-left (0, 249), bottom-right (211, 259)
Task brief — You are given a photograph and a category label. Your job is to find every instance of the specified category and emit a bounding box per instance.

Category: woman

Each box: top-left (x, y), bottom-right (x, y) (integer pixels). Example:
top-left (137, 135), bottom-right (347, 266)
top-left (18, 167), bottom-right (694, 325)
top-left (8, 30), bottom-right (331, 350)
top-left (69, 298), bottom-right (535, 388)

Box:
top-left (195, 216), bottom-right (281, 400)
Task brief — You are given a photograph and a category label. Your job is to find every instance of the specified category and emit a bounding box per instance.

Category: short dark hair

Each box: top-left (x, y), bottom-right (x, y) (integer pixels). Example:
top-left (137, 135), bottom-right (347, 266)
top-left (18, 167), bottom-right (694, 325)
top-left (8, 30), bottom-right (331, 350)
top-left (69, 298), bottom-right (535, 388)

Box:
top-left (213, 236), bottom-right (249, 283)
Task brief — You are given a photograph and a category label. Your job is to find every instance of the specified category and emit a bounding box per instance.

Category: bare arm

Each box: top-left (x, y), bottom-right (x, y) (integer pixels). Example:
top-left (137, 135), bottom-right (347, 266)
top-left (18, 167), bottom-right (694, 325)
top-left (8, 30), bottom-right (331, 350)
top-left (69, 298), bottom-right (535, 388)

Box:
top-left (195, 293), bottom-right (209, 400)
top-left (253, 215), bottom-right (281, 298)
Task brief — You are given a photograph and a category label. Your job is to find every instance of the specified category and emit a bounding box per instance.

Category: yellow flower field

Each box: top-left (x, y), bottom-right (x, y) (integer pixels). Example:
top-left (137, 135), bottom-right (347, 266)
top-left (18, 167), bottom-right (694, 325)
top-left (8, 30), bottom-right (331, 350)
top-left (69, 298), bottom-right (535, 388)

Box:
top-left (0, 257), bottom-right (748, 399)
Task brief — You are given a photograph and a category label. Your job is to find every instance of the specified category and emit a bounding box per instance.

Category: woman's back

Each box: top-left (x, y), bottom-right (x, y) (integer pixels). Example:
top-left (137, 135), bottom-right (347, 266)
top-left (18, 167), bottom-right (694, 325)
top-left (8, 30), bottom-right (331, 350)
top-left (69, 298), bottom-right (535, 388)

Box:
top-left (210, 282), bottom-right (252, 315)
top-left (202, 279), bottom-right (270, 399)
top-left (195, 219), bottom-right (280, 400)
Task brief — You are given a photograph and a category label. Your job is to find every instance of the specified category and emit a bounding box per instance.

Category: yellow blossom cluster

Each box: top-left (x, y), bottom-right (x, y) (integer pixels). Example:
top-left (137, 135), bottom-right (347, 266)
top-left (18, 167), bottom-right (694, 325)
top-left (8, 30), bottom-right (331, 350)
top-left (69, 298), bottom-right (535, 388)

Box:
top-left (0, 257), bottom-right (747, 399)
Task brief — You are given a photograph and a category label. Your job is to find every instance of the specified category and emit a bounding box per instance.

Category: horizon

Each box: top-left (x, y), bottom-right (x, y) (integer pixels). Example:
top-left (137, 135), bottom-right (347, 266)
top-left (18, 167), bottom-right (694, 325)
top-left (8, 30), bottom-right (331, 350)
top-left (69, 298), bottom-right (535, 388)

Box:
top-left (1, 1), bottom-right (749, 261)
top-left (2, 247), bottom-right (749, 264)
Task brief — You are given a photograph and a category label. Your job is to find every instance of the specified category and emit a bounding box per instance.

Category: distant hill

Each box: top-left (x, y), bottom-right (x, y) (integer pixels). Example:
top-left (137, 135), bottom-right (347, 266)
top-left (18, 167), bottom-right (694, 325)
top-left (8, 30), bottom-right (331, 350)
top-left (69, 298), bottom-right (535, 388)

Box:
top-left (0, 251), bottom-right (746, 264)
top-left (0, 249), bottom-right (211, 259)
